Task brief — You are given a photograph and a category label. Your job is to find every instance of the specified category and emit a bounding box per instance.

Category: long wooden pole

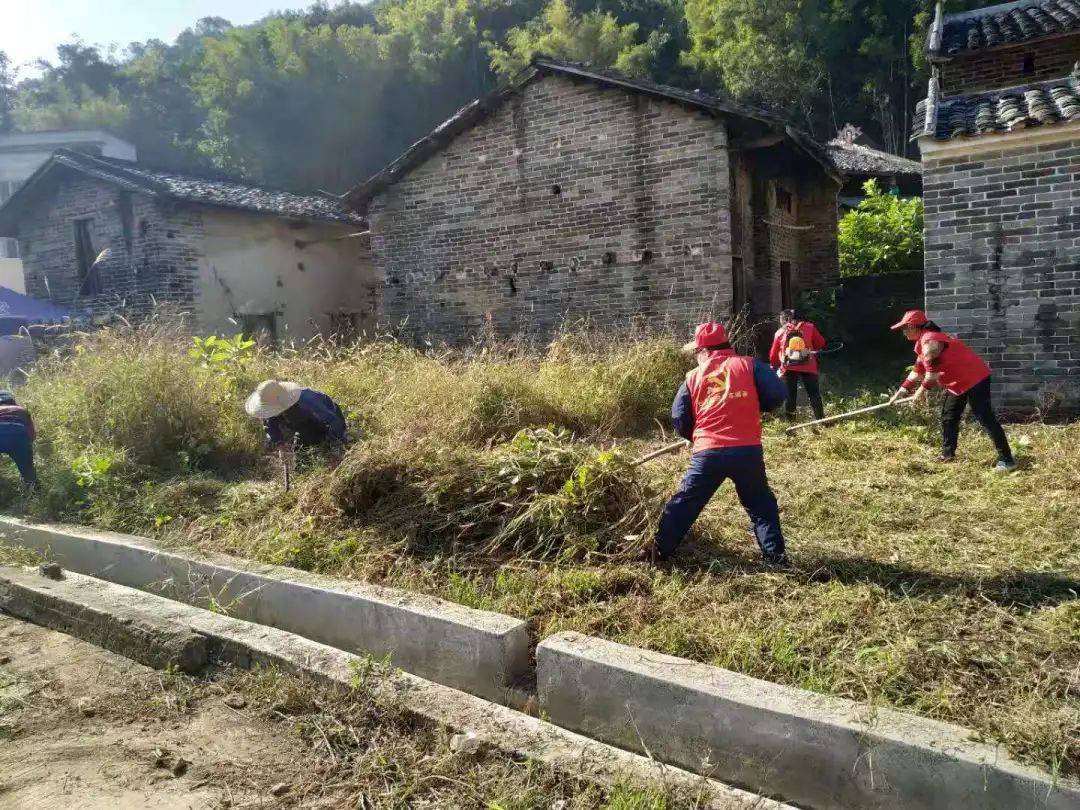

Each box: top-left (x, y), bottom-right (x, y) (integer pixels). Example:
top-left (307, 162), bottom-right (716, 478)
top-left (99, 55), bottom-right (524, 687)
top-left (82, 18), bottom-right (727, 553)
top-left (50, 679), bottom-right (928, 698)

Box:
top-left (785, 397), bottom-right (916, 433)
top-left (630, 439), bottom-right (690, 467)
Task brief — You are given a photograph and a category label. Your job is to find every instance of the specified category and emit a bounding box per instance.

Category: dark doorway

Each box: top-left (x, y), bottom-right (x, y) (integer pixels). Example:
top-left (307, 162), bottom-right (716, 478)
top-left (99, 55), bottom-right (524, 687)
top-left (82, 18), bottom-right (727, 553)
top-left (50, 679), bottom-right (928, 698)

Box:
top-left (780, 261), bottom-right (793, 311)
top-left (732, 257), bottom-right (745, 315)
top-left (74, 219), bottom-right (100, 297)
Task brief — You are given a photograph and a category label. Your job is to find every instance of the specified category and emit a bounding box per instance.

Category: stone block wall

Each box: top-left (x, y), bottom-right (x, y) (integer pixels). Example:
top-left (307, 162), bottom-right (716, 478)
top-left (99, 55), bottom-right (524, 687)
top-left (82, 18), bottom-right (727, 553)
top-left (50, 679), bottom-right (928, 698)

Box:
top-left (940, 38), bottom-right (1080, 96)
top-left (922, 132), bottom-right (1080, 411)
top-left (367, 74), bottom-right (732, 343)
top-left (18, 173), bottom-right (203, 318)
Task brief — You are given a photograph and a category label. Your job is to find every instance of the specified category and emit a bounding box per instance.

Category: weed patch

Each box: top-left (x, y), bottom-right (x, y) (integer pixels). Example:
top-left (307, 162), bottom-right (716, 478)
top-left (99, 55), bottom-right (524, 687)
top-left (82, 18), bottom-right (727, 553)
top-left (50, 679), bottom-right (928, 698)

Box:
top-left (2, 321), bottom-right (1077, 778)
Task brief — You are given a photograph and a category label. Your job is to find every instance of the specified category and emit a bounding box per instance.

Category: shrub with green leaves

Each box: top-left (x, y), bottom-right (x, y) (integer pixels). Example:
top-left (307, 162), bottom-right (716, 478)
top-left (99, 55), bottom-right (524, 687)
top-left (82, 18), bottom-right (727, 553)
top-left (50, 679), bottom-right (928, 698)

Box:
top-left (839, 179), bottom-right (924, 277)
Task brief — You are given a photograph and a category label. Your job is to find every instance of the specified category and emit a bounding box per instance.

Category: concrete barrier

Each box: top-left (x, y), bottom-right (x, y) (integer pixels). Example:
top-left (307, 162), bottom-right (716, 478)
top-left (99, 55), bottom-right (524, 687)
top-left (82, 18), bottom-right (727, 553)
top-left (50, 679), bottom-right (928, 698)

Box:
top-left (0, 516), bottom-right (528, 701)
top-left (0, 565), bottom-right (209, 673)
top-left (0, 564), bottom-right (789, 810)
top-left (538, 631), bottom-right (1079, 810)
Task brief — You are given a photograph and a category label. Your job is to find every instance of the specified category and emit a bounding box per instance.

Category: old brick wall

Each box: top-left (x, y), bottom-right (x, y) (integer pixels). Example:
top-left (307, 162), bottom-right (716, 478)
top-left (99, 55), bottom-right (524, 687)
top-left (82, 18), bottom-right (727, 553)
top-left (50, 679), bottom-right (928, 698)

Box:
top-left (940, 37), bottom-right (1080, 96)
top-left (922, 133), bottom-right (1080, 411)
top-left (17, 172), bottom-right (203, 318)
top-left (798, 175), bottom-right (842, 290)
top-left (368, 74), bottom-right (732, 343)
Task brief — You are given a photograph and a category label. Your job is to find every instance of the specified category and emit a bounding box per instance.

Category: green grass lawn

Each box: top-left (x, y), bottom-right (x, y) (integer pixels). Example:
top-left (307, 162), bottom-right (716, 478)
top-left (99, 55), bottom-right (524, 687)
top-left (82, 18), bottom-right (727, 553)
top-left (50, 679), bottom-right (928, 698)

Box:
top-left (1, 321), bottom-right (1076, 780)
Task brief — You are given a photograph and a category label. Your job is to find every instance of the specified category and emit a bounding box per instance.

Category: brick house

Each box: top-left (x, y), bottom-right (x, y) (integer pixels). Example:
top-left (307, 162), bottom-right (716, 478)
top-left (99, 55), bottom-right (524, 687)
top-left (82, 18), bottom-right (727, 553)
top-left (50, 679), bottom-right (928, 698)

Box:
top-left (0, 149), bottom-right (373, 342)
top-left (915, 0), bottom-right (1080, 411)
top-left (346, 58), bottom-right (841, 344)
top-left (825, 127), bottom-right (923, 211)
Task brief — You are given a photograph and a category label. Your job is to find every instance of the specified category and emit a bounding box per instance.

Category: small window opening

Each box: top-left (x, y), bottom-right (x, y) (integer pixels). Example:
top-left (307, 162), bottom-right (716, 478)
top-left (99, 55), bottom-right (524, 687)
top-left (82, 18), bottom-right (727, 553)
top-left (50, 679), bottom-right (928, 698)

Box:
top-left (601, 251), bottom-right (616, 265)
top-left (551, 184), bottom-right (562, 196)
top-left (1022, 53), bottom-right (1036, 74)
top-left (639, 249), bottom-right (653, 264)
top-left (117, 192), bottom-right (134, 254)
top-left (239, 313), bottom-right (277, 346)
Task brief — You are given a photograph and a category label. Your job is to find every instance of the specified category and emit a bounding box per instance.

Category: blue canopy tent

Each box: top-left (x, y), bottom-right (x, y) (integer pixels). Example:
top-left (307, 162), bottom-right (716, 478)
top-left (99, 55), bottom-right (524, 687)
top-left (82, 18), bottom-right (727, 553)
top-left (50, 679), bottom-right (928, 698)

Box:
top-left (0, 286), bottom-right (69, 335)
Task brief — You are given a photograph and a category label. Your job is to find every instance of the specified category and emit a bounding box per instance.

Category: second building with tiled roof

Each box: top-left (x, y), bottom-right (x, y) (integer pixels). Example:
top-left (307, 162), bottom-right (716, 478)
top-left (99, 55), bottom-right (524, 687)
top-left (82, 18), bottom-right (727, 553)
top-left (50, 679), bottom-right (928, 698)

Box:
top-left (912, 1), bottom-right (1080, 412)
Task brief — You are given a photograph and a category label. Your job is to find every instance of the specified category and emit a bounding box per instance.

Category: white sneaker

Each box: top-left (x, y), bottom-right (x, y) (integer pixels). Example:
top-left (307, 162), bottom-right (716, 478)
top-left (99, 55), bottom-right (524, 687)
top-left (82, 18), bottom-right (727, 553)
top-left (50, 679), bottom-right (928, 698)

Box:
top-left (994, 460), bottom-right (1017, 472)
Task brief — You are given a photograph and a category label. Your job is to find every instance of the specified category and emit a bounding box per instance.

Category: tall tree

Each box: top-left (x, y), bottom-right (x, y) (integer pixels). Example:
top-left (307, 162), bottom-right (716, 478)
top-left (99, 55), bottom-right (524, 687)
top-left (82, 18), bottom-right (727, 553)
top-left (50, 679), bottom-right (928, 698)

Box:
top-left (682, 0), bottom-right (828, 132)
top-left (0, 51), bottom-right (15, 133)
top-left (489, 0), bottom-right (663, 79)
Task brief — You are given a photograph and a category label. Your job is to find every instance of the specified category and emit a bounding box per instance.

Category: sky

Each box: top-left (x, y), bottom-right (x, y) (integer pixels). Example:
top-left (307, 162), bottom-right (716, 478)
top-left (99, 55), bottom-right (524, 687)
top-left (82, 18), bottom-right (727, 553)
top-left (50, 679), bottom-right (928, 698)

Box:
top-left (1, 1), bottom-right (316, 73)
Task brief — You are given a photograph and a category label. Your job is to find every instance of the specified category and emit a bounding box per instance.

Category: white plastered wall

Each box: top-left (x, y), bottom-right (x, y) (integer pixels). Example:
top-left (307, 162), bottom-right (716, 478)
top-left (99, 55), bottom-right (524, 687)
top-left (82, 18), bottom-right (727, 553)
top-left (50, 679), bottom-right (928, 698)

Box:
top-left (197, 209), bottom-right (374, 343)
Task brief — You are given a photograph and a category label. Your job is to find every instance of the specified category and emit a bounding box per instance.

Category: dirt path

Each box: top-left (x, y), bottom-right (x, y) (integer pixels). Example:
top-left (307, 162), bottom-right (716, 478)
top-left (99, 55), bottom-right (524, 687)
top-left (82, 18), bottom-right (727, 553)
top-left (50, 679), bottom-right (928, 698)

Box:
top-left (0, 613), bottom-right (308, 809)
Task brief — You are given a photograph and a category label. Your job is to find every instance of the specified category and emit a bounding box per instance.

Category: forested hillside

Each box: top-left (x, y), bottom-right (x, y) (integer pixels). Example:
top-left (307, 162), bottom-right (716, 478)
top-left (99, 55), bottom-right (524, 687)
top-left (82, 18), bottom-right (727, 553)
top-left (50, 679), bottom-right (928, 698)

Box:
top-left (0, 1), bottom-right (990, 191)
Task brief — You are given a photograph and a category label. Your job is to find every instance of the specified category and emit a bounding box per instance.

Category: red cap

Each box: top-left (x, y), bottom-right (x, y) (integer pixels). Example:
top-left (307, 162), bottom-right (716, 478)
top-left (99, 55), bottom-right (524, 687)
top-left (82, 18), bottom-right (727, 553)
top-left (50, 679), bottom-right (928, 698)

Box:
top-left (683, 322), bottom-right (729, 353)
top-left (891, 310), bottom-right (930, 330)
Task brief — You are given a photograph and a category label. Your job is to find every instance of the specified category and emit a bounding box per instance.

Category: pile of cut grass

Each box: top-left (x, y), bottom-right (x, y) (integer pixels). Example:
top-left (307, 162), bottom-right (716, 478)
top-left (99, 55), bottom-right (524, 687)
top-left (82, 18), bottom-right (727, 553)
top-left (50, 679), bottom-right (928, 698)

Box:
top-left (0, 321), bottom-right (1076, 779)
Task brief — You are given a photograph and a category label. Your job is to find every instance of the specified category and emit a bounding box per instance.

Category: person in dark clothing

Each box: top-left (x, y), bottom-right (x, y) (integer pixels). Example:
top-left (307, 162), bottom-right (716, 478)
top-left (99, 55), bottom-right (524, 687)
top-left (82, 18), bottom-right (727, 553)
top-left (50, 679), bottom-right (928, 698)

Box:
top-left (244, 380), bottom-right (347, 450)
top-left (889, 310), bottom-right (1015, 471)
top-left (769, 309), bottom-right (826, 421)
top-left (0, 390), bottom-right (37, 490)
top-left (644, 322), bottom-right (790, 565)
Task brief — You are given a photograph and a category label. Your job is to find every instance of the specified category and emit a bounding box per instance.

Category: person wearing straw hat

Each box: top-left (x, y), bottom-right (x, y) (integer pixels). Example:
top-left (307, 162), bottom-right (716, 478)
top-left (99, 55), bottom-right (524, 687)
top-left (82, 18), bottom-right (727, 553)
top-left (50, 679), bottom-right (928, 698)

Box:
top-left (888, 310), bottom-right (1015, 471)
top-left (642, 322), bottom-right (789, 565)
top-left (244, 380), bottom-right (346, 451)
top-left (0, 390), bottom-right (37, 492)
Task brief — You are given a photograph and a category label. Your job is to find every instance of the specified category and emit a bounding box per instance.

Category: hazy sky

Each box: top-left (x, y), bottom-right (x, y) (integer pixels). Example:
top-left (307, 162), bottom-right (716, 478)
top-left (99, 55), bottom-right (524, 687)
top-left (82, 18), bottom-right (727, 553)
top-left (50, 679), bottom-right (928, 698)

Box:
top-left (1, 1), bottom-right (316, 73)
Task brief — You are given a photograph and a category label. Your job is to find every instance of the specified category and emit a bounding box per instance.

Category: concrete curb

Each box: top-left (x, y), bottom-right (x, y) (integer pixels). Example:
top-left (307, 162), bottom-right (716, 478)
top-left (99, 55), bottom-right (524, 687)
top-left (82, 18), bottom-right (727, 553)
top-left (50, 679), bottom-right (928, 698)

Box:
top-left (0, 564), bottom-right (788, 810)
top-left (0, 566), bottom-right (208, 673)
top-left (537, 631), bottom-right (1079, 810)
top-left (0, 516), bottom-right (528, 702)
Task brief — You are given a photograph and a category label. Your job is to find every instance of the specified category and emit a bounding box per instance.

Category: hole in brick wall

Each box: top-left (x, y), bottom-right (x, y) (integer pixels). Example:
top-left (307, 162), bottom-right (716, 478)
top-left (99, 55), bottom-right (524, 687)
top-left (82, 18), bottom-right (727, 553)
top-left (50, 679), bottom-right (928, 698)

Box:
top-left (276, 278), bottom-right (284, 288)
top-left (506, 276), bottom-right (517, 296)
top-left (639, 250), bottom-right (653, 264)
top-left (166, 230), bottom-right (176, 239)
top-left (139, 219), bottom-right (149, 236)
top-left (389, 275), bottom-right (401, 285)
top-left (551, 184), bottom-right (562, 196)
top-left (297, 262), bottom-right (305, 272)
top-left (1023, 53), bottom-right (1035, 74)
top-left (539, 260), bottom-right (554, 272)
top-left (601, 251), bottom-right (616, 265)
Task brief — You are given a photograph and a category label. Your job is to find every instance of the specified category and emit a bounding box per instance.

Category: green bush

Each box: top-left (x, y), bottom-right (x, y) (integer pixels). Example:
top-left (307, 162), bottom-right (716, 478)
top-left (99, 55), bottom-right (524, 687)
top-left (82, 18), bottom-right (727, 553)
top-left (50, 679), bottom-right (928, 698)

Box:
top-left (839, 179), bottom-right (924, 277)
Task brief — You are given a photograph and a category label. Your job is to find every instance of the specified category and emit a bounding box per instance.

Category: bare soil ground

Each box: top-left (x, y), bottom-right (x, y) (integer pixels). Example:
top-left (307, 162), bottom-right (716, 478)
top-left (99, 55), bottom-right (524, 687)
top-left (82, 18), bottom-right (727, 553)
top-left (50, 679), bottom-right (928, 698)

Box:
top-left (0, 613), bottom-right (677, 809)
top-left (0, 613), bottom-right (310, 809)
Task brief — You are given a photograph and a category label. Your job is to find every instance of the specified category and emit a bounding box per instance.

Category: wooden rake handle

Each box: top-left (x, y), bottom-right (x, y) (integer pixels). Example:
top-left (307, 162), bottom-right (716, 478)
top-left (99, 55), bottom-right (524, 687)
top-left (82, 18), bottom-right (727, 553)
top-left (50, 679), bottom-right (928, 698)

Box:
top-left (785, 397), bottom-right (916, 433)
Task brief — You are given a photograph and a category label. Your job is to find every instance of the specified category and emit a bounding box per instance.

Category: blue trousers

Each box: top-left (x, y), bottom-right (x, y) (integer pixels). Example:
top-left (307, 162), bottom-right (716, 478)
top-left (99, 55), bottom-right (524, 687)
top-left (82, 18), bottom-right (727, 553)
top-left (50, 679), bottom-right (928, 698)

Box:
top-left (655, 446), bottom-right (786, 562)
top-left (0, 423), bottom-right (36, 486)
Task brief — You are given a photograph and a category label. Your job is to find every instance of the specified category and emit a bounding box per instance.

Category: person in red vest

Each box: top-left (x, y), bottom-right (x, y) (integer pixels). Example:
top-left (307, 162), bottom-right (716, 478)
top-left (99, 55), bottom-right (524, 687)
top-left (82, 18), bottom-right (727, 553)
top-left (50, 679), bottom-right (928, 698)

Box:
top-left (645, 322), bottom-right (789, 564)
top-left (889, 310), bottom-right (1016, 471)
top-left (769, 309), bottom-right (827, 421)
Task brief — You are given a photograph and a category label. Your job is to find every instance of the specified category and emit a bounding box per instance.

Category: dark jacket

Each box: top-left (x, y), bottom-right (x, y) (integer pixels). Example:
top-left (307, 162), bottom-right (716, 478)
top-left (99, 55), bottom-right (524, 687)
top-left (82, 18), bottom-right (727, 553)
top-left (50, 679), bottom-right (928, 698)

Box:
top-left (0, 404), bottom-right (35, 441)
top-left (264, 388), bottom-right (346, 447)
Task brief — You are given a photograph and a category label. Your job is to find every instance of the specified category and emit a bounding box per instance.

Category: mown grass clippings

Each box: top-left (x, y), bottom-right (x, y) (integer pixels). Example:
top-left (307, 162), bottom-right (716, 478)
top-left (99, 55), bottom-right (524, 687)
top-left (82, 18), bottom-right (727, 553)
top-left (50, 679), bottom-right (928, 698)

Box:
top-left (0, 317), bottom-right (1076, 779)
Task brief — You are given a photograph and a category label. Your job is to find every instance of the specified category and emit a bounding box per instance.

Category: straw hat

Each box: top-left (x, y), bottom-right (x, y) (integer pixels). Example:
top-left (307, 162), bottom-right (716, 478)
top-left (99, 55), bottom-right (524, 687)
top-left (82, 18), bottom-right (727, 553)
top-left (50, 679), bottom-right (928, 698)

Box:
top-left (245, 380), bottom-right (303, 419)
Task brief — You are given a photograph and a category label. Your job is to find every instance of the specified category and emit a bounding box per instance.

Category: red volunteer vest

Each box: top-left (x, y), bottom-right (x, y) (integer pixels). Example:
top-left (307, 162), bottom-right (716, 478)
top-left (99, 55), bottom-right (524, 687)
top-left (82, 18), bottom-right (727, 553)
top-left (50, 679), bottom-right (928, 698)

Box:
top-left (917, 331), bottom-right (991, 396)
top-left (685, 350), bottom-right (762, 452)
top-left (773, 321), bottom-right (822, 375)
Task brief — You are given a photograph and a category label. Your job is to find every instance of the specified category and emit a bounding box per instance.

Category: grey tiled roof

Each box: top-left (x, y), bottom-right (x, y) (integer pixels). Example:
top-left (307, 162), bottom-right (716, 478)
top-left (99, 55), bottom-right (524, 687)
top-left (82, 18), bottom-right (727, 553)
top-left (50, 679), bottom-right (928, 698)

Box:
top-left (937, 0), bottom-right (1080, 57)
top-left (1, 149), bottom-right (362, 226)
top-left (913, 72), bottom-right (1080, 139)
top-left (346, 57), bottom-right (840, 204)
top-left (824, 140), bottom-right (922, 177)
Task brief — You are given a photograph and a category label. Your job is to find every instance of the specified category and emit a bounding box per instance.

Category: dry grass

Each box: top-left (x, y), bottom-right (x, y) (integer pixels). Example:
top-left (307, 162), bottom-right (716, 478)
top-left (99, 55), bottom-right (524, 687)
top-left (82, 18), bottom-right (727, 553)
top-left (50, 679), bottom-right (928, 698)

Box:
top-left (0, 320), bottom-right (1076, 779)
